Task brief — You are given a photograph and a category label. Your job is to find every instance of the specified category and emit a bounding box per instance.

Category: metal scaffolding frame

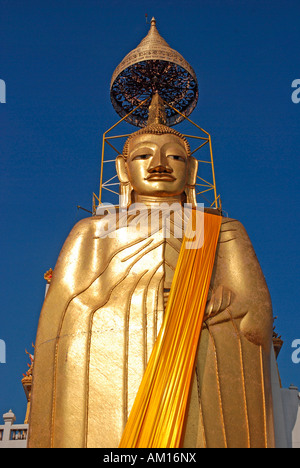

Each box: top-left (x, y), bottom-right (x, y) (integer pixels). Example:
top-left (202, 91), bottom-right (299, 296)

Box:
top-left (94, 99), bottom-right (221, 214)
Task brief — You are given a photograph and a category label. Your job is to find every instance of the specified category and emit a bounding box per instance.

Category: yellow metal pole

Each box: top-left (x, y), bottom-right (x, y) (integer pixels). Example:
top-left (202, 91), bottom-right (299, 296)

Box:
top-left (104, 97), bottom-right (150, 135)
top-left (98, 97), bottom-right (220, 211)
top-left (163, 98), bottom-right (220, 209)
top-left (106, 134), bottom-right (132, 140)
top-left (98, 97), bottom-right (150, 205)
top-left (190, 140), bottom-right (209, 155)
top-left (99, 132), bottom-right (106, 204)
top-left (162, 100), bottom-right (210, 136)
top-left (208, 136), bottom-right (218, 209)
top-left (182, 134), bottom-right (209, 140)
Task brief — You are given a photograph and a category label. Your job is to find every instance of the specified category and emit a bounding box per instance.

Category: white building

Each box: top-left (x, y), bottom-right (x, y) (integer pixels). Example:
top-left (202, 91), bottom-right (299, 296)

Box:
top-left (271, 345), bottom-right (300, 448)
top-left (0, 411), bottom-right (28, 448)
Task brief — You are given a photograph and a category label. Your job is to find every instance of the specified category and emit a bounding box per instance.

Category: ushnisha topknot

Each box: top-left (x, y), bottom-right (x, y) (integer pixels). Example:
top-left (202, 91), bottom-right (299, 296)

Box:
top-left (122, 124), bottom-right (191, 159)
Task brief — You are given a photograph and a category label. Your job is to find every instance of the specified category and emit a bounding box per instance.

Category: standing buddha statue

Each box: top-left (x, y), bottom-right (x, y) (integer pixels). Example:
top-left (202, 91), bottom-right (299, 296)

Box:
top-left (28, 18), bottom-right (275, 449)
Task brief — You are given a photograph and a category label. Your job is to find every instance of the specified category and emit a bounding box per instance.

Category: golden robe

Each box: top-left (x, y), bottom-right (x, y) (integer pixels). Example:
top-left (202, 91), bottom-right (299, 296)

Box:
top-left (29, 208), bottom-right (275, 448)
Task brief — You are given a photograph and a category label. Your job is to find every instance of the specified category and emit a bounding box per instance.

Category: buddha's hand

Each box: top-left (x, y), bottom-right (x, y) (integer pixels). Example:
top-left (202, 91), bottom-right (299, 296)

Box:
top-left (205, 285), bottom-right (232, 320)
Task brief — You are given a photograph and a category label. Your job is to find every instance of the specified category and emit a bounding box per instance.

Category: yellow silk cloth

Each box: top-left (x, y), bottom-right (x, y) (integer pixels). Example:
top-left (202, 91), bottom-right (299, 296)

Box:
top-left (119, 211), bottom-right (222, 448)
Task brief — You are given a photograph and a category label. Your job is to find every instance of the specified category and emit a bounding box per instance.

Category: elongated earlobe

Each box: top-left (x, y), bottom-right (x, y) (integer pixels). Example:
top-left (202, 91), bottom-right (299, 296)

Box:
top-left (185, 186), bottom-right (197, 207)
top-left (185, 157), bottom-right (198, 207)
top-left (119, 183), bottom-right (133, 209)
top-left (116, 155), bottom-right (133, 208)
top-left (116, 155), bottom-right (129, 184)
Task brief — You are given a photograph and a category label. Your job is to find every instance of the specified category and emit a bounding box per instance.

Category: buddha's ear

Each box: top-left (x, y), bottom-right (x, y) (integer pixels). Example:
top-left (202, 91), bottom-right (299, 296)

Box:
top-left (116, 155), bottom-right (133, 209)
top-left (116, 155), bottom-right (129, 183)
top-left (187, 156), bottom-right (198, 186)
top-left (185, 157), bottom-right (198, 207)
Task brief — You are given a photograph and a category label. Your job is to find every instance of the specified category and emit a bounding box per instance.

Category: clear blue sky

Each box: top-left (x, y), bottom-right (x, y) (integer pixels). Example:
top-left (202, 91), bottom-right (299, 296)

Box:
top-left (0, 0), bottom-right (299, 423)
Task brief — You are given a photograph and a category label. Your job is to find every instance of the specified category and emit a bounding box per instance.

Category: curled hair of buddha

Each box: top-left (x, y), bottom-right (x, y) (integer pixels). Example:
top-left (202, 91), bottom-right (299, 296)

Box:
top-left (122, 124), bottom-right (191, 159)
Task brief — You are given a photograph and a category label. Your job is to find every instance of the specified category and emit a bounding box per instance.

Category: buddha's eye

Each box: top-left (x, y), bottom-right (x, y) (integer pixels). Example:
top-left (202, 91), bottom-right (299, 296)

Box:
top-left (168, 155), bottom-right (185, 162)
top-left (132, 154), bottom-right (152, 161)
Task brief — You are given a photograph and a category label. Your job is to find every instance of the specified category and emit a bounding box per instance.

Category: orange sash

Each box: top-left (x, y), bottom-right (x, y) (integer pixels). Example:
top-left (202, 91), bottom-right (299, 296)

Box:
top-left (119, 211), bottom-right (222, 448)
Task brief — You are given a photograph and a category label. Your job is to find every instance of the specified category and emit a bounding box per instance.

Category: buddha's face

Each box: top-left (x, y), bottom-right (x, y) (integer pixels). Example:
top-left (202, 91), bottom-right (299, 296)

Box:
top-left (117, 133), bottom-right (194, 198)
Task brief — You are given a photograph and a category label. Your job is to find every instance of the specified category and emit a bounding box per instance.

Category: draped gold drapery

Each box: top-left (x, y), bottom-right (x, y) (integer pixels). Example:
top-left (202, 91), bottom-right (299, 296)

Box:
top-left (119, 211), bottom-right (222, 448)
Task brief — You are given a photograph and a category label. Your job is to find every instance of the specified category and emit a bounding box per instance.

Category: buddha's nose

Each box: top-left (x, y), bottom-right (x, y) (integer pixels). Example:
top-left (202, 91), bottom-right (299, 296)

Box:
top-left (148, 150), bottom-right (173, 173)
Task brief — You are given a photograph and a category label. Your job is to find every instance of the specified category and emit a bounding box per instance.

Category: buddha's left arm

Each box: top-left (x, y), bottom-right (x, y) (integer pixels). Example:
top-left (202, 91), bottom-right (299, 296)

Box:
top-left (206, 218), bottom-right (273, 349)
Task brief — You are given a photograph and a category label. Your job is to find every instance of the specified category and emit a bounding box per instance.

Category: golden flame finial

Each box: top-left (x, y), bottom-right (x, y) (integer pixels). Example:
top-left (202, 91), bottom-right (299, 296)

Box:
top-left (147, 92), bottom-right (167, 126)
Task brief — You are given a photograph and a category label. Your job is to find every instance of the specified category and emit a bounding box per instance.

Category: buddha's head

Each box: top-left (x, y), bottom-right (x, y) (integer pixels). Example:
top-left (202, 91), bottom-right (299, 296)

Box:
top-left (116, 123), bottom-right (198, 207)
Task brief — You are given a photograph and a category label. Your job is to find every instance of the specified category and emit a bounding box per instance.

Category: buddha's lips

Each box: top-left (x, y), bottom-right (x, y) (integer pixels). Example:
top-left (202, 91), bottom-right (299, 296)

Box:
top-left (145, 174), bottom-right (176, 181)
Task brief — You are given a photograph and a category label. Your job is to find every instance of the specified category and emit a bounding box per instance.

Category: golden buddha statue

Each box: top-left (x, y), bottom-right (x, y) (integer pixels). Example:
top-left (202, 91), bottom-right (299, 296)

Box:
top-left (28, 20), bottom-right (275, 449)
